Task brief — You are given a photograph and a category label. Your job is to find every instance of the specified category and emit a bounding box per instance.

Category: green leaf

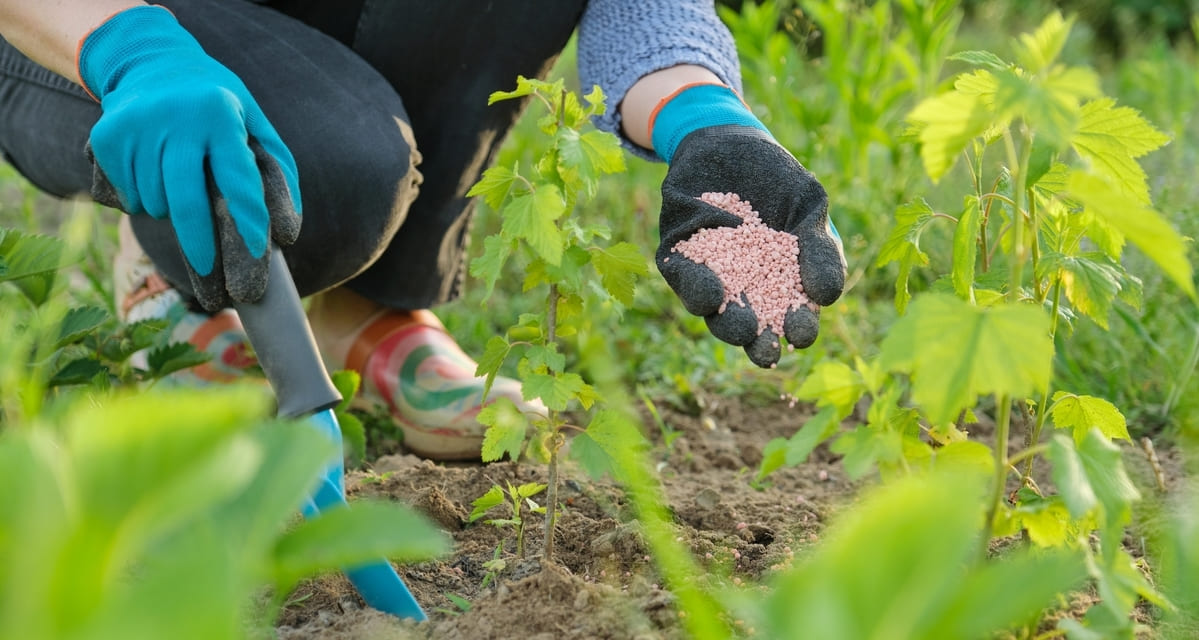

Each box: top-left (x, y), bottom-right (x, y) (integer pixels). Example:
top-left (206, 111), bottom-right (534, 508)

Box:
top-left (948, 50), bottom-right (1009, 69)
top-left (932, 440), bottom-right (995, 477)
top-left (330, 369), bottom-right (361, 413)
top-left (830, 425), bottom-right (903, 480)
top-left (794, 361), bottom-right (866, 419)
top-left (992, 65), bottom-right (1099, 148)
top-left (478, 397), bottom-right (528, 463)
top-left (501, 185), bottom-right (566, 266)
top-left (880, 294), bottom-right (1054, 425)
top-left (272, 500), bottom-right (449, 592)
top-left (469, 486), bottom-right (506, 523)
top-left (513, 482), bottom-right (547, 500)
top-left (1066, 171), bottom-right (1194, 298)
top-left (525, 343), bottom-right (565, 374)
top-left (557, 128), bottom-right (626, 199)
top-left (755, 406), bottom-right (843, 484)
top-left (0, 229), bottom-right (68, 304)
top-left (486, 75), bottom-right (539, 104)
top-left (469, 235), bottom-right (515, 301)
top-left (876, 199), bottom-right (937, 312)
top-left (1047, 431), bottom-right (1140, 528)
top-left (55, 306), bottom-right (108, 349)
top-left (474, 336), bottom-right (511, 400)
top-left (1015, 495), bottom-right (1071, 547)
top-left (908, 71), bottom-right (997, 181)
top-left (1070, 98), bottom-right (1170, 204)
top-left (570, 409), bottom-right (648, 480)
top-left (338, 412), bottom-right (366, 468)
top-left (952, 197), bottom-right (981, 299)
top-left (763, 470), bottom-right (1083, 640)
top-left (48, 357), bottom-right (106, 387)
top-left (1014, 11), bottom-right (1072, 73)
top-left (466, 164), bottom-right (519, 210)
top-left (146, 341), bottom-right (210, 379)
top-left (1051, 391), bottom-right (1130, 444)
top-left (591, 242), bottom-right (648, 305)
top-left (582, 84), bottom-right (608, 117)
top-left (523, 371), bottom-right (594, 411)
top-left (1040, 252), bottom-right (1125, 328)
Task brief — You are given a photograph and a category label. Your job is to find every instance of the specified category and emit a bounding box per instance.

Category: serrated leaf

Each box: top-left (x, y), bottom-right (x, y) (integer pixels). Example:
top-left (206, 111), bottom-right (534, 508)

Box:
top-left (513, 482), bottom-right (547, 500)
top-left (908, 72), bottom-right (997, 180)
top-left (474, 336), bottom-right (511, 400)
top-left (1014, 11), bottom-right (1072, 73)
top-left (557, 128), bottom-right (625, 199)
top-left (487, 75), bottom-right (538, 104)
top-left (582, 84), bottom-right (607, 117)
top-left (953, 197), bottom-right (982, 299)
top-left (880, 294), bottom-right (1053, 425)
top-left (479, 397), bottom-right (528, 463)
top-left (525, 343), bottom-right (565, 374)
top-left (469, 235), bottom-right (514, 301)
top-left (570, 409), bottom-right (648, 479)
top-left (992, 65), bottom-right (1098, 148)
top-left (55, 305), bottom-right (108, 349)
top-left (1066, 171), bottom-right (1194, 298)
top-left (466, 164), bottom-right (519, 209)
top-left (1047, 431), bottom-right (1140, 528)
top-left (501, 186), bottom-right (565, 266)
top-left (753, 405), bottom-right (842, 485)
top-left (0, 229), bottom-right (68, 304)
top-left (877, 199), bottom-right (937, 312)
top-left (949, 50), bottom-right (1010, 69)
top-left (1050, 391), bottom-right (1130, 444)
top-left (469, 485), bottom-right (506, 523)
top-left (794, 361), bottom-right (866, 419)
top-left (1016, 495), bottom-right (1071, 547)
top-left (1071, 99), bottom-right (1169, 204)
top-left (591, 241), bottom-right (648, 305)
top-left (523, 371), bottom-right (594, 412)
top-left (1041, 251), bottom-right (1125, 328)
top-left (146, 342), bottom-right (210, 379)
top-left (48, 357), bottom-right (106, 387)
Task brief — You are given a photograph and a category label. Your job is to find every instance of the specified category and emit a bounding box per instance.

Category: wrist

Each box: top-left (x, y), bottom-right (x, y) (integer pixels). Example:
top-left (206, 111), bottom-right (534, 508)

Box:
top-left (77, 4), bottom-right (192, 100)
top-left (649, 83), bottom-right (770, 163)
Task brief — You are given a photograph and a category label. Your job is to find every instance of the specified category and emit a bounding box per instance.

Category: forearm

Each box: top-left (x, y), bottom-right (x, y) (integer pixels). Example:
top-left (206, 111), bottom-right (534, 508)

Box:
top-left (0, 0), bottom-right (144, 84)
top-left (620, 64), bottom-right (723, 151)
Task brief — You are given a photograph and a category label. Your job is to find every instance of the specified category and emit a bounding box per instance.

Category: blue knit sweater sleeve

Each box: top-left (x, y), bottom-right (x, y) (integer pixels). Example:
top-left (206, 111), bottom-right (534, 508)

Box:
top-left (577, 0), bottom-right (742, 161)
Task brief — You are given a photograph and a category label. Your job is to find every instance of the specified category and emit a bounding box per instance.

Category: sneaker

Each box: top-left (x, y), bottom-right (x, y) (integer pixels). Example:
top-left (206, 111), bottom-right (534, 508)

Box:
top-left (340, 309), bottom-right (543, 461)
top-left (114, 222), bottom-right (260, 385)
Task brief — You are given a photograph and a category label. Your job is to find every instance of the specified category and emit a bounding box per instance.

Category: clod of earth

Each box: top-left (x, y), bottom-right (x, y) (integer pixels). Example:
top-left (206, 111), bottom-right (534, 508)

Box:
top-left (671, 192), bottom-right (815, 337)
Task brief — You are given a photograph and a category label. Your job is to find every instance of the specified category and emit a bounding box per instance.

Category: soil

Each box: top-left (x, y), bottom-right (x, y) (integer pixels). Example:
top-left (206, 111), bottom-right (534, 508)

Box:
top-left (272, 393), bottom-right (1187, 640)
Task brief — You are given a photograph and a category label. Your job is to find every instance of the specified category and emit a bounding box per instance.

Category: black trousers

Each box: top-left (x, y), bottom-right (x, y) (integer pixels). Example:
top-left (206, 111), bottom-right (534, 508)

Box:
top-left (0, 0), bottom-right (586, 308)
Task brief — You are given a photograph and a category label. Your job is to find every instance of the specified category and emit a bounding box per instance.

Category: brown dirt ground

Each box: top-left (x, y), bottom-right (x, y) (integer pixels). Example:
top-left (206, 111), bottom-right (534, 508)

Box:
top-left (272, 394), bottom-right (1187, 640)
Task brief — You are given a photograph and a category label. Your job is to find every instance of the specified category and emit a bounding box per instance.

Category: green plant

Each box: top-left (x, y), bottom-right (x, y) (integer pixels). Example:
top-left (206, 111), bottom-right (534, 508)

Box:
top-left (468, 481), bottom-right (547, 558)
top-left (0, 386), bottom-right (449, 639)
top-left (758, 12), bottom-right (1187, 636)
top-left (466, 76), bottom-right (649, 560)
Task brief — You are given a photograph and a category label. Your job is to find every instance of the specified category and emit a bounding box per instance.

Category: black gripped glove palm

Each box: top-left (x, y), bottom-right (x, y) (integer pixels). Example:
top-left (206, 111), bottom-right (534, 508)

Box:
top-left (652, 84), bottom-right (846, 368)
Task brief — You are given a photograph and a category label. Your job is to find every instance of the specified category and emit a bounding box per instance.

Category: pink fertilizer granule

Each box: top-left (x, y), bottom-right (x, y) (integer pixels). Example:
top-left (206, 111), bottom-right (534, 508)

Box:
top-left (671, 192), bottom-right (815, 336)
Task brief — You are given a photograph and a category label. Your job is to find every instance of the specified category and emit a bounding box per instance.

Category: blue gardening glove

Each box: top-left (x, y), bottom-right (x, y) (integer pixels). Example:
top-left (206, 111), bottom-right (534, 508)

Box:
top-left (79, 6), bottom-right (301, 312)
top-left (302, 409), bottom-right (427, 621)
top-left (652, 83), bottom-right (846, 367)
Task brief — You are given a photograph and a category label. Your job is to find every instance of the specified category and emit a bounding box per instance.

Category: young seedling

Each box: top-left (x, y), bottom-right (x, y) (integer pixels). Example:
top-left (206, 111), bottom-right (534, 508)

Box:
top-left (469, 481), bottom-right (547, 559)
top-left (467, 76), bottom-right (647, 561)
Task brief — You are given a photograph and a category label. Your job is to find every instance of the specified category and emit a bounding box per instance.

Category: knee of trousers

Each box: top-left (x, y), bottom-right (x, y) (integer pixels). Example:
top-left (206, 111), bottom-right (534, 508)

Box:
top-left (132, 94), bottom-right (423, 304)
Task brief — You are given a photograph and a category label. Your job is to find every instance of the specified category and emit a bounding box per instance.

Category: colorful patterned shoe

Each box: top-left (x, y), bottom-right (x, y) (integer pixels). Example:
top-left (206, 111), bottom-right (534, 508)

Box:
top-left (343, 310), bottom-right (543, 461)
top-left (115, 232), bottom-right (260, 385)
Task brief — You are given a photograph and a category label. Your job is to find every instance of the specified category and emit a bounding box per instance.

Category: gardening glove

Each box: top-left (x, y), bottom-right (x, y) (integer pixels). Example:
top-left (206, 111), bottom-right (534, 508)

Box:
top-left (652, 83), bottom-right (846, 368)
top-left (79, 5), bottom-right (302, 312)
top-left (302, 409), bottom-right (428, 621)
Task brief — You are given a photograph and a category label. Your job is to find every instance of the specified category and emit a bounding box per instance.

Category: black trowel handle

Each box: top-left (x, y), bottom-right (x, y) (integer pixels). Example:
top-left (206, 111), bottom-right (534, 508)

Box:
top-left (232, 247), bottom-right (341, 417)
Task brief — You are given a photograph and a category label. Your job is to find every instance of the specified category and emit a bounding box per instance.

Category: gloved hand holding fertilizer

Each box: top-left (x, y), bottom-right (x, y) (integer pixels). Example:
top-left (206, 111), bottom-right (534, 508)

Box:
top-left (79, 5), bottom-right (302, 312)
top-left (651, 83), bottom-right (847, 368)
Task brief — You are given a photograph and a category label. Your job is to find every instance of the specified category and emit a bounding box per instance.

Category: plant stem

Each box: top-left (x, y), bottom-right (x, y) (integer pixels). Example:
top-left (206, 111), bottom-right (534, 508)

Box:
top-left (1022, 280), bottom-right (1062, 483)
top-left (543, 436), bottom-right (559, 561)
top-left (542, 282), bottom-right (561, 562)
top-left (983, 394), bottom-right (1012, 557)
